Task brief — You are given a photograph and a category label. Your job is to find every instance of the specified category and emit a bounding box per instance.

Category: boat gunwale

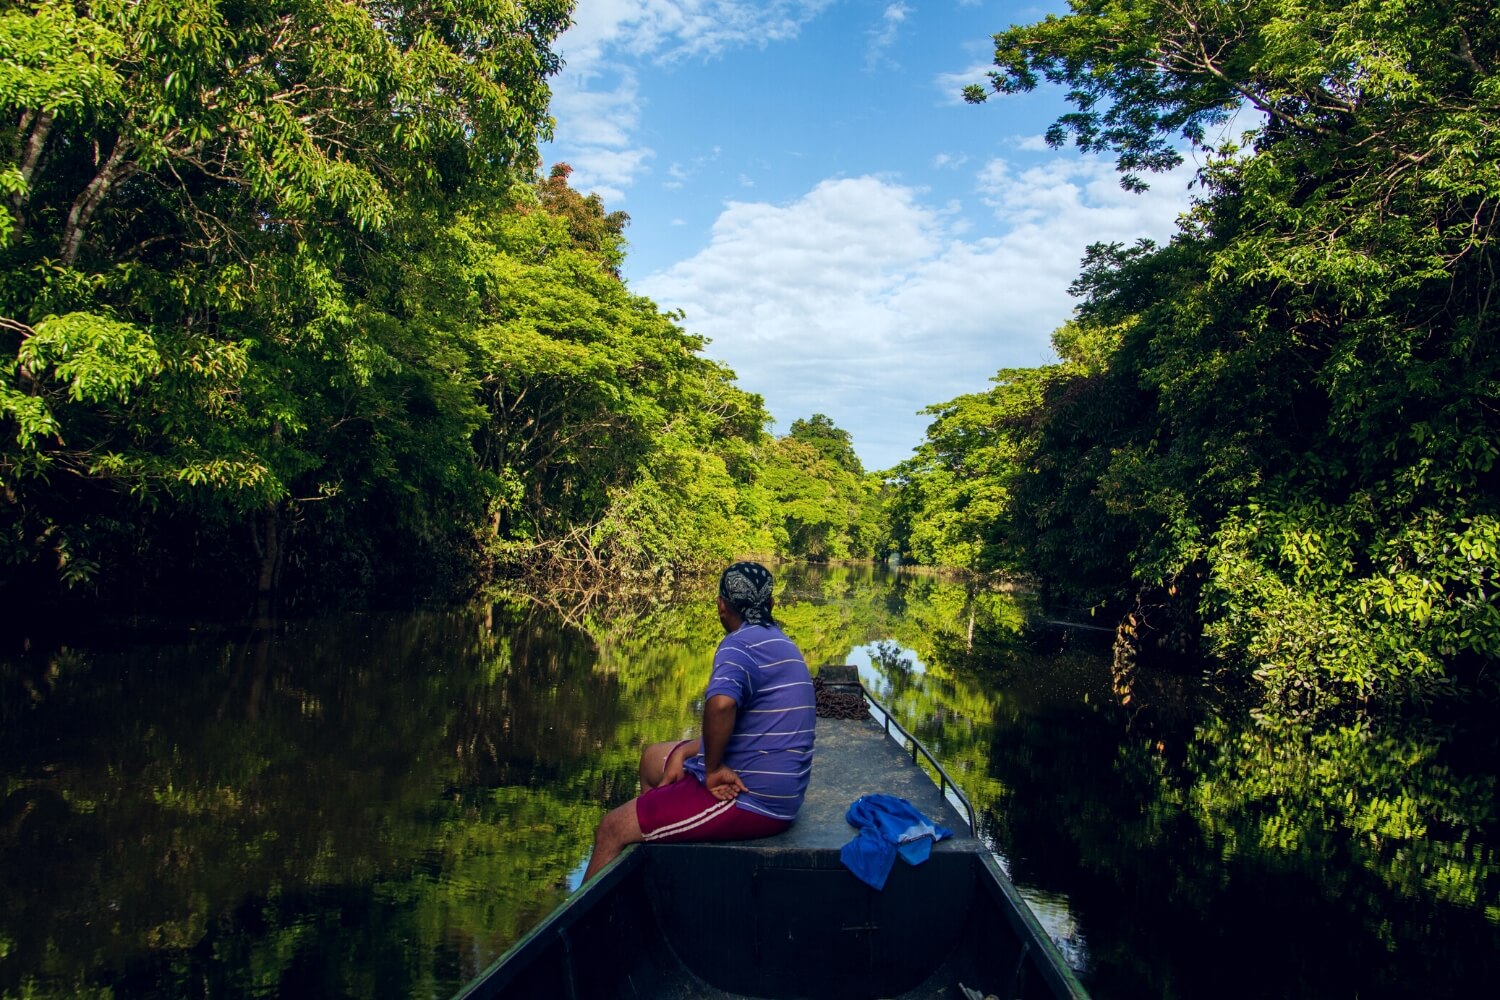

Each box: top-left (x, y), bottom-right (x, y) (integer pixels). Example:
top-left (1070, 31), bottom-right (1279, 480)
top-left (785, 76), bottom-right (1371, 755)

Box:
top-left (857, 678), bottom-right (1088, 999)
top-left (451, 844), bottom-right (646, 1000)
top-left (855, 679), bottom-right (978, 836)
top-left (454, 673), bottom-right (1091, 999)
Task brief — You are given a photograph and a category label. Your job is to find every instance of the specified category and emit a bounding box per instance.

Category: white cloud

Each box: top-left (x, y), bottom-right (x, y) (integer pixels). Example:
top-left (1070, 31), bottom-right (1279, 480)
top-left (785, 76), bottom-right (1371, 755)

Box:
top-left (866, 3), bottom-right (912, 70)
top-left (660, 147), bottom-right (723, 191)
top-left (547, 2), bottom-right (833, 200)
top-left (932, 152), bottom-right (969, 169)
top-left (933, 62), bottom-right (993, 105)
top-left (551, 65), bottom-right (641, 146)
top-left (563, 0), bottom-right (834, 67)
top-left (566, 147), bottom-right (656, 203)
top-left (639, 156), bottom-right (1195, 470)
top-left (547, 60), bottom-right (652, 200)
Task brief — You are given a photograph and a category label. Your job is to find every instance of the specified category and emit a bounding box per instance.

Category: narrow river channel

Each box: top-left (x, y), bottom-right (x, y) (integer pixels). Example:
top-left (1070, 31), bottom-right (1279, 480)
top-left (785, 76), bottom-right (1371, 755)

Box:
top-left (2, 564), bottom-right (1496, 998)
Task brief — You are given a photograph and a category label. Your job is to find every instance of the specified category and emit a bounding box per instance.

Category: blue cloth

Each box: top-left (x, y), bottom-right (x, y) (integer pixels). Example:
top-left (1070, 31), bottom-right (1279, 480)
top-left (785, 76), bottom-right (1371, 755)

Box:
top-left (839, 794), bottom-right (953, 890)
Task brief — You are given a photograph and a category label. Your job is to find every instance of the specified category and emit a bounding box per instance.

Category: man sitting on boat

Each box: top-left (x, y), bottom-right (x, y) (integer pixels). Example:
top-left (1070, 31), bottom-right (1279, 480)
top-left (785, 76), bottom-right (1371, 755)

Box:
top-left (581, 561), bottom-right (816, 882)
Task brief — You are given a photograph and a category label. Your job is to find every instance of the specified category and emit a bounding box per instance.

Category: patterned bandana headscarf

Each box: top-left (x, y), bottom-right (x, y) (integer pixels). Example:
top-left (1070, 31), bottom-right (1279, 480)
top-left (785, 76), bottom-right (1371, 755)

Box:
top-left (718, 561), bottom-right (774, 626)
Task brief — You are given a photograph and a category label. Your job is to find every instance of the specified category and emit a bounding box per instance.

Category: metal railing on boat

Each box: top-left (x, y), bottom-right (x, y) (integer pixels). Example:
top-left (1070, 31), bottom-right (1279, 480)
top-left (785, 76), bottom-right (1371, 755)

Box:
top-left (858, 683), bottom-right (978, 837)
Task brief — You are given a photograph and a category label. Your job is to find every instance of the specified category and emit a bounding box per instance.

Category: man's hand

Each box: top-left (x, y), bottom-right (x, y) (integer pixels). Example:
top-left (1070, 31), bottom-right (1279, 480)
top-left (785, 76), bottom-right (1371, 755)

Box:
top-left (704, 765), bottom-right (747, 801)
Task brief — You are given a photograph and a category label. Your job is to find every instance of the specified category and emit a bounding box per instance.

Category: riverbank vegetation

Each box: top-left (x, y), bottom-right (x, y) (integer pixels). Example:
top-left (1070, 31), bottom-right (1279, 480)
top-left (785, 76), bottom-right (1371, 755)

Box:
top-left (5, 2), bottom-right (1495, 727)
top-left (0, 2), bottom-right (881, 619)
top-left (888, 0), bottom-right (1499, 717)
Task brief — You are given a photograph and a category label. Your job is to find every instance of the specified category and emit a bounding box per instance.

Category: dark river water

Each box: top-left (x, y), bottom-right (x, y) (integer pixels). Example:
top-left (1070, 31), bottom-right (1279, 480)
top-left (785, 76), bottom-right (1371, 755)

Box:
top-left (2, 565), bottom-right (1497, 999)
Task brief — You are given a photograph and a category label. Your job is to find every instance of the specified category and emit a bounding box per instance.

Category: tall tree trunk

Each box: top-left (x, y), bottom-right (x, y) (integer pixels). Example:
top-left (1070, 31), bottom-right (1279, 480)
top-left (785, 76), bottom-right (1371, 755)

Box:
top-left (60, 136), bottom-right (132, 265)
top-left (250, 509), bottom-right (279, 667)
top-left (10, 109), bottom-right (52, 242)
top-left (256, 503), bottom-right (281, 600)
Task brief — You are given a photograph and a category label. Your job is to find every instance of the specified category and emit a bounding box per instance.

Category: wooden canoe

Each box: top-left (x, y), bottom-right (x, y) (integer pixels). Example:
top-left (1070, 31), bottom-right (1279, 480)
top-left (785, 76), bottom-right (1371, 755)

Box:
top-left (455, 667), bottom-right (1088, 999)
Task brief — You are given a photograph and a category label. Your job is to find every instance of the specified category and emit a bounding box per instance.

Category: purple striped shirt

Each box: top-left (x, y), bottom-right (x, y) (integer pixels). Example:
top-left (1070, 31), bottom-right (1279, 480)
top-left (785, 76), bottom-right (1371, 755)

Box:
top-left (682, 623), bottom-right (816, 821)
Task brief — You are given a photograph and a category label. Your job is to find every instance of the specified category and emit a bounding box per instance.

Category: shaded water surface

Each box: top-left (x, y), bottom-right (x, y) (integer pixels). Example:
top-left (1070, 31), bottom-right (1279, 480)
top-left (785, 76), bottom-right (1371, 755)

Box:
top-left (2, 566), bottom-right (1496, 998)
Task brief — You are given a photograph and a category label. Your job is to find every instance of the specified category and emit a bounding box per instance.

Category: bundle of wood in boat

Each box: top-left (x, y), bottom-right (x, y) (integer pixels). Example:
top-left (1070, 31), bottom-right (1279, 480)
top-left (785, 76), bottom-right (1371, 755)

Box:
top-left (813, 674), bottom-right (868, 720)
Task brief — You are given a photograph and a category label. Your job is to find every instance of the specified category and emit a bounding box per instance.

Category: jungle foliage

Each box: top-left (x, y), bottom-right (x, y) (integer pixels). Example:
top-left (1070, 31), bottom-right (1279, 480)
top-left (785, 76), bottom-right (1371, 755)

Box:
top-left (889, 0), bottom-right (1500, 716)
top-left (0, 2), bottom-right (878, 615)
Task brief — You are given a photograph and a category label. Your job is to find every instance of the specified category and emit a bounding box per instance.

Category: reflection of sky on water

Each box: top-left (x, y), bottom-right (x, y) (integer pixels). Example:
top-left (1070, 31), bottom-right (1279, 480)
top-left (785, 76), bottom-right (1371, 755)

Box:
top-left (845, 639), bottom-right (1089, 974)
top-left (566, 856), bottom-right (588, 893)
top-left (845, 639), bottom-right (926, 694)
top-left (1019, 887), bottom-right (1090, 974)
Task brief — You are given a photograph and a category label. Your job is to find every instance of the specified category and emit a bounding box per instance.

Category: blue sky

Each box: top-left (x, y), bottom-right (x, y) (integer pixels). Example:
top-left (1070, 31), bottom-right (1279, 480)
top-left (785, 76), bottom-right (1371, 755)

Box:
top-left (542, 1), bottom-right (1207, 471)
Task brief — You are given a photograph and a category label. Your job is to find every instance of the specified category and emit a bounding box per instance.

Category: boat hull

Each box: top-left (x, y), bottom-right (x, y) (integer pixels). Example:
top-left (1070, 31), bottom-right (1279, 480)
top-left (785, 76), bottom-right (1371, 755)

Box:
top-left (457, 679), bottom-right (1088, 999)
top-left (457, 839), bottom-right (1083, 999)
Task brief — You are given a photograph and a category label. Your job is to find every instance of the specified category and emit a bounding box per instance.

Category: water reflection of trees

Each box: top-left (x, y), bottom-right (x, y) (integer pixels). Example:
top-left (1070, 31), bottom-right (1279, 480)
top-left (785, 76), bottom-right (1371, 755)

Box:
top-left (760, 566), bottom-right (1500, 997)
top-left (1188, 713), bottom-right (1498, 916)
top-left (0, 606), bottom-right (634, 998)
top-left (2, 567), bottom-right (1495, 999)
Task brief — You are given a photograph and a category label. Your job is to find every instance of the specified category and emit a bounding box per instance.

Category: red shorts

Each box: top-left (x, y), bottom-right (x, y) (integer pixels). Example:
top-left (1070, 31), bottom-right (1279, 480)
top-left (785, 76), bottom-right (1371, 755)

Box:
top-left (636, 776), bottom-right (793, 843)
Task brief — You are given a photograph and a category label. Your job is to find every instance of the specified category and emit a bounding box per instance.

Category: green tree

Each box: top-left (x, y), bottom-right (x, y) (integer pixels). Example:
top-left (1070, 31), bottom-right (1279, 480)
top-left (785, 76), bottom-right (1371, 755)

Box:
top-left (885, 368), bottom-right (1055, 573)
top-left (0, 0), bottom-right (572, 606)
top-left (434, 180), bottom-right (770, 580)
top-left (789, 413), bottom-right (864, 476)
top-left (759, 419), bottom-right (881, 561)
top-left (956, 0), bottom-right (1500, 711)
top-left (537, 162), bottom-right (630, 276)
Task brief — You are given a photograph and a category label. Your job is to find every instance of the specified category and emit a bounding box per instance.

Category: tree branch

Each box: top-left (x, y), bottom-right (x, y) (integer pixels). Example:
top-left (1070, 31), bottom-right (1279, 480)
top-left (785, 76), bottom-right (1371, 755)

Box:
top-left (1456, 28), bottom-right (1486, 77)
top-left (10, 109), bottom-right (53, 241)
top-left (0, 316), bottom-right (36, 339)
top-left (60, 137), bottom-right (135, 266)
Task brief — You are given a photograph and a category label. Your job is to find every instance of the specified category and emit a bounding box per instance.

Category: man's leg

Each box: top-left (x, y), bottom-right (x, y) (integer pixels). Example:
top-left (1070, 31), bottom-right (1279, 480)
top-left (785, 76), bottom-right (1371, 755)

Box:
top-left (638, 741), bottom-right (680, 792)
top-left (581, 797), bottom-right (643, 884)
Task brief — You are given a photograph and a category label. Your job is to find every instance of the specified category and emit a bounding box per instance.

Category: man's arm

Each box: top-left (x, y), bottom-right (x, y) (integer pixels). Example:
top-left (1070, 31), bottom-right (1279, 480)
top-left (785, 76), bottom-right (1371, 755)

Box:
top-left (701, 694), bottom-right (748, 801)
top-left (661, 738), bottom-right (700, 785)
